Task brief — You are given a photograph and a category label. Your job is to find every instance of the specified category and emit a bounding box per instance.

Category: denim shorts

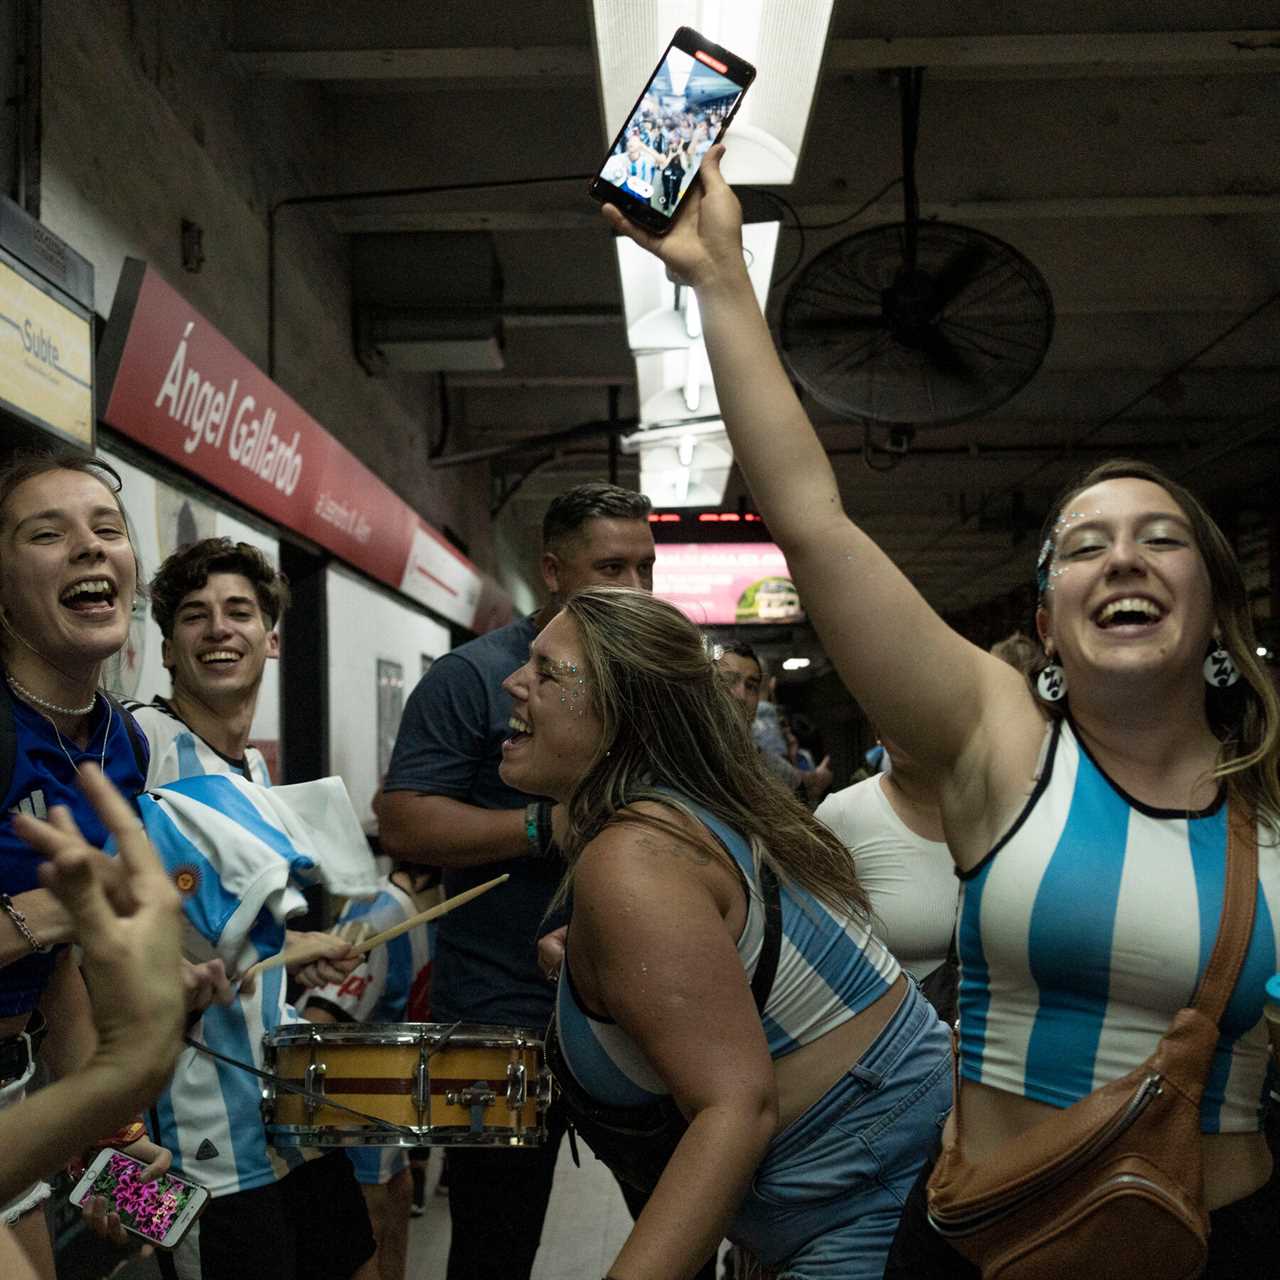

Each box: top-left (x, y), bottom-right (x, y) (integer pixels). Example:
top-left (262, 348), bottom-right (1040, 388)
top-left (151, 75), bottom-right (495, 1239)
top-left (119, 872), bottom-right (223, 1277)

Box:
top-left (730, 979), bottom-right (953, 1280)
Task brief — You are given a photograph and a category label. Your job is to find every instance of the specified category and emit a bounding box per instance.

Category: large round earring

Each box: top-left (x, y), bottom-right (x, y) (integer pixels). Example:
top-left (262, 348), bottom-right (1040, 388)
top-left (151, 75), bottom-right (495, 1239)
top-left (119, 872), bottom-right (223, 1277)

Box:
top-left (1036, 659), bottom-right (1068, 702)
top-left (1203, 645), bottom-right (1241, 689)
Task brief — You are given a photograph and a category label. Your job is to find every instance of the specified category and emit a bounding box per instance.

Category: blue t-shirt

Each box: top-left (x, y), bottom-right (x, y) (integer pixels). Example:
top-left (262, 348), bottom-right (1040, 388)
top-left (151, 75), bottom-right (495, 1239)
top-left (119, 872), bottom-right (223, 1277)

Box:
top-left (384, 614), bottom-right (564, 1028)
top-left (1, 681), bottom-right (148, 1016)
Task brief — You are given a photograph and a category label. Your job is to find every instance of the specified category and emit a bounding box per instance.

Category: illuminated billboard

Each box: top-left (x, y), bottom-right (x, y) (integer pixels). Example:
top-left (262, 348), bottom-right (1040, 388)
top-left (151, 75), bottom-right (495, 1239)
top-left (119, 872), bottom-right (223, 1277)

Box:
top-left (654, 542), bottom-right (804, 625)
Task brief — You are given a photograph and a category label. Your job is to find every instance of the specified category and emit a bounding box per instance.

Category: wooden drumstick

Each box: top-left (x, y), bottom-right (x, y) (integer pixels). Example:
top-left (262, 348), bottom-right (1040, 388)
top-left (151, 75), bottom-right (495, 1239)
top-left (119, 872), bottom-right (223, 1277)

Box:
top-left (351, 873), bottom-right (509, 955)
top-left (240, 873), bottom-right (510, 984)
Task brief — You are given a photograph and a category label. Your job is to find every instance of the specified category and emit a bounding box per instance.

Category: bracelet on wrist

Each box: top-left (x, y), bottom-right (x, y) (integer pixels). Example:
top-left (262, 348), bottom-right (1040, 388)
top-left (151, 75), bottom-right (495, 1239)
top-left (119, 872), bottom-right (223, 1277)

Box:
top-left (525, 801), bottom-right (543, 857)
top-left (0, 893), bottom-right (50, 954)
top-left (524, 800), bottom-right (555, 860)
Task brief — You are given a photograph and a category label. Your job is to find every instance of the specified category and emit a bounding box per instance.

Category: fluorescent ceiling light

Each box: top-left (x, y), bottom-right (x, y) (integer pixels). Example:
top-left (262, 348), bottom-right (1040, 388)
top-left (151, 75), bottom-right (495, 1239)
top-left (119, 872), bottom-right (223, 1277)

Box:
top-left (592, 1), bottom-right (833, 186)
top-left (633, 346), bottom-right (717, 425)
top-left (620, 419), bottom-right (734, 508)
top-left (781, 657), bottom-right (811, 671)
top-left (615, 222), bottom-right (779, 353)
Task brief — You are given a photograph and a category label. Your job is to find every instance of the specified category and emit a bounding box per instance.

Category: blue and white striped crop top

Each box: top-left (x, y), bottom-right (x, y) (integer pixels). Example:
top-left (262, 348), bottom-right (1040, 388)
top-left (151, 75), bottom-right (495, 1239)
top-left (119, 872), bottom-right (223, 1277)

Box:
top-left (958, 717), bottom-right (1280, 1133)
top-left (555, 795), bottom-right (901, 1107)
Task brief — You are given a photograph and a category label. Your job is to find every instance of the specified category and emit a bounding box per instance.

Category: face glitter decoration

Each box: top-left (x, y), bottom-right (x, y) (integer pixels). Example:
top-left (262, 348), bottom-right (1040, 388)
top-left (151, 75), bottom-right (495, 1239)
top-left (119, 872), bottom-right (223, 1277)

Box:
top-left (545, 657), bottom-right (589, 716)
top-left (1037, 510), bottom-right (1103, 593)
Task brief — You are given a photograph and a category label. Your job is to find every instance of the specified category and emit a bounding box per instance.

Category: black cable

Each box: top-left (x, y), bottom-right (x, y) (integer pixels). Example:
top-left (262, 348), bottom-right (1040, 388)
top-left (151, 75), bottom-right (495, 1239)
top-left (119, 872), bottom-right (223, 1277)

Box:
top-left (756, 178), bottom-right (904, 290)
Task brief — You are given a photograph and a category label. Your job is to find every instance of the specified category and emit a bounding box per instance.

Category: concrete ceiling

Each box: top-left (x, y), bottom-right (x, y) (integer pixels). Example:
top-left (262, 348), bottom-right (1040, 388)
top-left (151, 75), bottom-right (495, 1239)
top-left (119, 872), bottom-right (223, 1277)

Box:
top-left (227, 1), bottom-right (1280, 625)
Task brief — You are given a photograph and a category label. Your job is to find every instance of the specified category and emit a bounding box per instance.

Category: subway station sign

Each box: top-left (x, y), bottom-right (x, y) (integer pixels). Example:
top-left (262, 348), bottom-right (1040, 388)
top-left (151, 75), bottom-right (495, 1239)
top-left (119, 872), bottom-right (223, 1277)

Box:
top-left (0, 251), bottom-right (93, 446)
top-left (98, 259), bottom-right (503, 631)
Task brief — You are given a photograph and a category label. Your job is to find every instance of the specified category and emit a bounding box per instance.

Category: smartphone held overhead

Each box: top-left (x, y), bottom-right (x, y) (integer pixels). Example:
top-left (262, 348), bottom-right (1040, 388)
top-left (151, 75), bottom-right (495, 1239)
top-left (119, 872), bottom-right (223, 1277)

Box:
top-left (589, 27), bottom-right (755, 235)
top-left (70, 1148), bottom-right (210, 1250)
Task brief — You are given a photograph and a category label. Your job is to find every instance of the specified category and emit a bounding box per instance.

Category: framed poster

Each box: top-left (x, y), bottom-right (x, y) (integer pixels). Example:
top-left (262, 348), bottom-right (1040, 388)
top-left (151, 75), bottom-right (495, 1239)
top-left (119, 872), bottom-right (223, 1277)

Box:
top-left (376, 659), bottom-right (405, 781)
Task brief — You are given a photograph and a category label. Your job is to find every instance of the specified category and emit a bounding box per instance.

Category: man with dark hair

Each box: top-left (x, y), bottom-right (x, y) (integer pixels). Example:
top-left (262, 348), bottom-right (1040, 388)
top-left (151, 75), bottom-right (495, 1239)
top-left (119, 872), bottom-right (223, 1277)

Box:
top-left (715, 641), bottom-right (832, 804)
top-left (148, 538), bottom-right (291, 647)
top-left (141, 539), bottom-right (291, 772)
top-left (717, 640), bottom-right (765, 722)
top-left (380, 481), bottom-right (655, 1280)
top-left (128, 537), bottom-right (377, 1280)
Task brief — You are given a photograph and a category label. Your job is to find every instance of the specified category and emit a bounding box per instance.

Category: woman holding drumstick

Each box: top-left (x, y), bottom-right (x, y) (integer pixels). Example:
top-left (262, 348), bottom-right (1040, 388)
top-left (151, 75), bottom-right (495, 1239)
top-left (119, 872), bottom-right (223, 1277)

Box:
top-left (604, 146), bottom-right (1280, 1276)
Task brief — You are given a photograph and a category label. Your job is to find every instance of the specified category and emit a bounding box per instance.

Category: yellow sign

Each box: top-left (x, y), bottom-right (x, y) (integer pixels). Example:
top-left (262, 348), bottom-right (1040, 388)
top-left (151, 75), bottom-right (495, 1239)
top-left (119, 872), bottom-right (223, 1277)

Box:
top-left (0, 257), bottom-right (92, 444)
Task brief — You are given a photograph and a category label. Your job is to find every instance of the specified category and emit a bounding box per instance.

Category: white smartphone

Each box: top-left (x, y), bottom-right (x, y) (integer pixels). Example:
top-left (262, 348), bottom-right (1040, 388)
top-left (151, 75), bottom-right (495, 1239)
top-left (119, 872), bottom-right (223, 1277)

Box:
top-left (69, 1148), bottom-right (210, 1250)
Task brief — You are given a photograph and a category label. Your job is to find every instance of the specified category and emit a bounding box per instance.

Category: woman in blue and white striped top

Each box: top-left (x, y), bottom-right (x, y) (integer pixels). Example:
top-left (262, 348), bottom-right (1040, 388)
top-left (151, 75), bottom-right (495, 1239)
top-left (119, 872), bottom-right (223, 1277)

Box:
top-left (602, 144), bottom-right (1280, 1279)
top-left (499, 585), bottom-right (952, 1280)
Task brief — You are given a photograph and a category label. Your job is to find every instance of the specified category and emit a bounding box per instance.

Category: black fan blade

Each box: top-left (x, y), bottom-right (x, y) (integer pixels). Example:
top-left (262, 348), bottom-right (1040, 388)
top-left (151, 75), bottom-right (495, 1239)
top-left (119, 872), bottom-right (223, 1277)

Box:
top-left (930, 242), bottom-right (989, 310)
top-left (917, 324), bottom-right (974, 382)
top-left (784, 313), bottom-right (886, 338)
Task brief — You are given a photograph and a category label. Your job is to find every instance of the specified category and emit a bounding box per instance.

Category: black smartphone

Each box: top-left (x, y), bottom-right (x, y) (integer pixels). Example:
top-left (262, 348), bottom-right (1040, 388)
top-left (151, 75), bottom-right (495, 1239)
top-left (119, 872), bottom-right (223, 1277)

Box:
top-left (589, 27), bottom-right (756, 236)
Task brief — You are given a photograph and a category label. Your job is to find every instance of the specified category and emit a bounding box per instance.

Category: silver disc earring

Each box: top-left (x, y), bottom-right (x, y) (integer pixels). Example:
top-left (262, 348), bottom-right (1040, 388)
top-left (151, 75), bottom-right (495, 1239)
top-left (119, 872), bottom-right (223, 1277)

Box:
top-left (1203, 646), bottom-right (1241, 689)
top-left (1036, 660), bottom-right (1068, 702)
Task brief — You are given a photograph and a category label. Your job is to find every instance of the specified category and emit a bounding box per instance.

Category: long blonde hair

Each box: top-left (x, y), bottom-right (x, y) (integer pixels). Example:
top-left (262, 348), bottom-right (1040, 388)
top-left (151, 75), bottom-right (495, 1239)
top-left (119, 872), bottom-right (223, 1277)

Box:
top-left (1034, 458), bottom-right (1280, 832)
top-left (556, 586), bottom-right (869, 917)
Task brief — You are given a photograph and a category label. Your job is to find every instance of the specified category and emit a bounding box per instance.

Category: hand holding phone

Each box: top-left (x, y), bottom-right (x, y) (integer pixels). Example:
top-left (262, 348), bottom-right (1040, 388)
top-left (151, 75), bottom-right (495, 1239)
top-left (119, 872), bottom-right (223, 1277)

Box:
top-left (590, 27), bottom-right (755, 236)
top-left (70, 1149), bottom-right (209, 1250)
top-left (600, 143), bottom-right (747, 297)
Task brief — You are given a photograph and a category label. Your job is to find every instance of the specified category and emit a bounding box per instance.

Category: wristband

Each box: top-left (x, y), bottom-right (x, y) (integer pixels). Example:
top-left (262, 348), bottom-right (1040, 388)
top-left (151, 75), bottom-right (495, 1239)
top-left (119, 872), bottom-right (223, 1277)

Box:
top-left (524, 800), bottom-right (554, 859)
top-left (525, 801), bottom-right (543, 856)
top-left (0, 893), bottom-right (50, 954)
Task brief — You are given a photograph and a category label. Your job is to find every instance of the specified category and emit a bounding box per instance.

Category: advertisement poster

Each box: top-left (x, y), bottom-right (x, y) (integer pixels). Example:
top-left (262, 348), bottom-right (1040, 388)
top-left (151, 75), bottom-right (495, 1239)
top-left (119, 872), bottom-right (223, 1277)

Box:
top-left (653, 543), bottom-right (805, 625)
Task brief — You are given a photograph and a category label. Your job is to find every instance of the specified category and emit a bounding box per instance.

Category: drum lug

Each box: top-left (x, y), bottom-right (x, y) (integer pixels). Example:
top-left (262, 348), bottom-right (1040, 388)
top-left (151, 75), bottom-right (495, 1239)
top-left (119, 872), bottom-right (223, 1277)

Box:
top-left (506, 1062), bottom-right (527, 1110)
top-left (304, 1060), bottom-right (327, 1118)
top-left (414, 1051), bottom-right (430, 1127)
top-left (536, 1067), bottom-right (554, 1107)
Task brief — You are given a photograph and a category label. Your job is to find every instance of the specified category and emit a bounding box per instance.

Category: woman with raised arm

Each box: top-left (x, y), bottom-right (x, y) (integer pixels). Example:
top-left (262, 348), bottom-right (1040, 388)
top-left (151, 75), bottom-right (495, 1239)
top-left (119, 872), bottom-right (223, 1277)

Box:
top-left (604, 146), bottom-right (1280, 1277)
top-left (502, 586), bottom-right (951, 1280)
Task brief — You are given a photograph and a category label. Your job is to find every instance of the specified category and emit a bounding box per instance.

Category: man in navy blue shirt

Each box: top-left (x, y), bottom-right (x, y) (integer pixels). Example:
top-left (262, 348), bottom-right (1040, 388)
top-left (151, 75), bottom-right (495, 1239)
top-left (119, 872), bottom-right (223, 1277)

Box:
top-left (381, 482), bottom-right (655, 1280)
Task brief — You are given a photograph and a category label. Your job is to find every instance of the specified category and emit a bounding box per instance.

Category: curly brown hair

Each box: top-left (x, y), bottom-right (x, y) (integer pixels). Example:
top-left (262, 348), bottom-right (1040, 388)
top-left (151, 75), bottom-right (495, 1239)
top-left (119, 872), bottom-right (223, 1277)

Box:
top-left (149, 537), bottom-right (290, 639)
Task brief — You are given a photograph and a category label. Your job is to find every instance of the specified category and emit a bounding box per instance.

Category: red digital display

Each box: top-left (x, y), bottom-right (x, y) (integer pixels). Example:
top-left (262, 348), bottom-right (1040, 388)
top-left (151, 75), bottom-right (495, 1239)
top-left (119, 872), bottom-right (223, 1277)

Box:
top-left (695, 49), bottom-right (729, 74)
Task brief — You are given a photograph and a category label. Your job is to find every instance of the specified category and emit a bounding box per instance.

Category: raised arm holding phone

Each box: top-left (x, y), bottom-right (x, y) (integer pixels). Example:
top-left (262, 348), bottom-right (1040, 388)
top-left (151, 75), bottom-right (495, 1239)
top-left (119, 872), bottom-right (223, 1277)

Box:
top-left (604, 146), bottom-right (1280, 1278)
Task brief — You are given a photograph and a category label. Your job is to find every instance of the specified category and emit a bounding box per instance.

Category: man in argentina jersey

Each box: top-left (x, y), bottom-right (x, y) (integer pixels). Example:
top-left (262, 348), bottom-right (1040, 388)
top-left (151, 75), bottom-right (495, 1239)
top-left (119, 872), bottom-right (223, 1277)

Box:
top-left (129, 539), bottom-right (377, 1280)
top-left (298, 862), bottom-right (437, 1280)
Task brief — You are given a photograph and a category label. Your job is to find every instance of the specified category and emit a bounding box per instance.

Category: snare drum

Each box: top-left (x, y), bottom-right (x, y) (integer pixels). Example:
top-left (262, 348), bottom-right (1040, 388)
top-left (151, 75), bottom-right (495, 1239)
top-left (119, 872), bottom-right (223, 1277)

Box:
top-left (261, 1022), bottom-right (551, 1148)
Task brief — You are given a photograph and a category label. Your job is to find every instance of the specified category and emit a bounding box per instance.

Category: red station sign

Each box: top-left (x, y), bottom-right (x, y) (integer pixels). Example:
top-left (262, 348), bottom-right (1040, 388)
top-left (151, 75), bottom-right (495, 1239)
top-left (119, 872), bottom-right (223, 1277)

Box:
top-left (98, 260), bottom-right (506, 631)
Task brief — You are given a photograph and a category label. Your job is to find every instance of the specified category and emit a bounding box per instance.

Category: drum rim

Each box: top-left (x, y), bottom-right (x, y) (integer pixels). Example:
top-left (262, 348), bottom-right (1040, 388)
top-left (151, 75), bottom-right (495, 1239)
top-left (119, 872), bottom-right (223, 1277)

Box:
top-left (266, 1124), bottom-right (546, 1149)
top-left (264, 1021), bottom-right (544, 1048)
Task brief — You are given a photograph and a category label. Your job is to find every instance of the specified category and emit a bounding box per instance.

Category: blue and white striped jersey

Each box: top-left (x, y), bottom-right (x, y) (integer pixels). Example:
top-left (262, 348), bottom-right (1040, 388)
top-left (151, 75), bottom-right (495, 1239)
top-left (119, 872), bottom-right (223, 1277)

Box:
top-left (297, 879), bottom-right (434, 1185)
top-left (297, 880), bottom-right (433, 1026)
top-left (958, 716), bottom-right (1280, 1133)
top-left (130, 701), bottom-right (363, 1197)
top-left (556, 795), bottom-right (901, 1108)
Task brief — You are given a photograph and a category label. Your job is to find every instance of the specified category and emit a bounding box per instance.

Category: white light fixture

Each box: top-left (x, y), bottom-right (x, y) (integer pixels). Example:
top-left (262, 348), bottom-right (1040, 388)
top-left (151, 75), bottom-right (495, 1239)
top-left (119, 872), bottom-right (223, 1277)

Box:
top-left (1258, 647), bottom-right (1269, 657)
top-left (620, 419), bottom-right (733, 507)
top-left (615, 223), bottom-right (779, 353)
top-left (592, 1), bottom-right (833, 186)
top-left (781, 657), bottom-right (811, 671)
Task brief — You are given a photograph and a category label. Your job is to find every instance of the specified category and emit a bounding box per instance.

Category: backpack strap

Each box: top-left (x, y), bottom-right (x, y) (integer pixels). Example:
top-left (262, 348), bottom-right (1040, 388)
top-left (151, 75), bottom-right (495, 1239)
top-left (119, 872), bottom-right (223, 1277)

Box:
top-left (102, 692), bottom-right (150, 780)
top-left (0, 680), bottom-right (16, 805)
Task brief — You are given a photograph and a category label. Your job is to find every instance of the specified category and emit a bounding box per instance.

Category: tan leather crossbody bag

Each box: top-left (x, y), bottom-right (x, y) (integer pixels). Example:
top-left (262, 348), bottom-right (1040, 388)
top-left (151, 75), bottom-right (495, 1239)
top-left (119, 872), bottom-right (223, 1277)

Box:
top-left (926, 802), bottom-right (1258, 1280)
